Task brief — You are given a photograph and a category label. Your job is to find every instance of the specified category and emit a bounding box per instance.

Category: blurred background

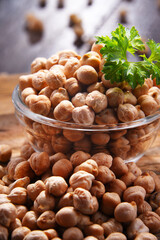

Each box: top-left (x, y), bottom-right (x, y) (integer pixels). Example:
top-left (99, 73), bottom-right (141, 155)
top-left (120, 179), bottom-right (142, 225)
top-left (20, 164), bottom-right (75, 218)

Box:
top-left (0, 0), bottom-right (160, 74)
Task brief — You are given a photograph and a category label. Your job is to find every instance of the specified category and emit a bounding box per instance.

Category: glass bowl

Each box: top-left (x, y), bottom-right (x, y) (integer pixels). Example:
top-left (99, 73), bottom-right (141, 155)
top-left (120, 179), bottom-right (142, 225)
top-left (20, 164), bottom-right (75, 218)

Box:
top-left (12, 85), bottom-right (160, 163)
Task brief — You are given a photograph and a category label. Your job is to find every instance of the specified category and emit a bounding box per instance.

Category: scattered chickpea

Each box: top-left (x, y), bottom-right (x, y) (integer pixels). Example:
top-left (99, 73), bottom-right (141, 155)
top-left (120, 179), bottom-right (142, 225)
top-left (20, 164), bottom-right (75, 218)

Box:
top-left (64, 57), bottom-right (80, 78)
top-left (91, 152), bottom-right (113, 168)
top-left (75, 65), bottom-right (98, 85)
top-left (19, 74), bottom-right (33, 91)
top-left (90, 180), bottom-right (105, 198)
top-left (20, 143), bottom-right (34, 159)
top-left (114, 201), bottom-right (137, 223)
top-left (137, 200), bottom-right (152, 215)
top-left (0, 144), bottom-right (12, 163)
top-left (95, 108), bottom-right (118, 125)
top-left (43, 229), bottom-right (58, 239)
top-left (50, 87), bottom-right (69, 108)
top-left (8, 187), bottom-right (27, 205)
top-left (46, 176), bottom-right (68, 197)
top-left (134, 232), bottom-right (158, 240)
top-left (32, 70), bottom-right (48, 91)
top-left (84, 224), bottom-right (104, 240)
top-left (117, 103), bottom-right (138, 122)
top-left (101, 192), bottom-right (121, 216)
top-left (69, 170), bottom-right (94, 190)
top-left (80, 51), bottom-right (101, 72)
top-left (27, 180), bottom-right (45, 201)
top-left (139, 211), bottom-right (160, 234)
top-left (24, 230), bottom-right (48, 240)
top-left (55, 206), bottom-right (79, 227)
top-left (74, 159), bottom-right (98, 177)
top-left (63, 227), bottom-right (84, 240)
top-left (14, 161), bottom-right (35, 180)
top-left (86, 90), bottom-right (108, 113)
top-left (49, 152), bottom-right (67, 166)
top-left (29, 152), bottom-right (50, 176)
top-left (22, 211), bottom-right (37, 230)
top-left (105, 232), bottom-right (127, 240)
top-left (72, 92), bottom-right (88, 107)
top-left (46, 68), bottom-right (66, 90)
top-left (9, 218), bottom-right (22, 232)
top-left (70, 151), bottom-right (91, 167)
top-left (107, 179), bottom-right (127, 197)
top-left (134, 172), bottom-right (155, 193)
top-left (34, 190), bottom-right (55, 213)
top-left (11, 226), bottom-right (30, 240)
top-left (72, 105), bottom-right (95, 125)
top-left (58, 192), bottom-right (74, 209)
top-left (52, 158), bottom-right (73, 179)
top-left (54, 100), bottom-right (74, 121)
top-left (120, 171), bottom-right (136, 187)
top-left (106, 87), bottom-right (124, 108)
top-left (27, 94), bottom-right (51, 116)
top-left (123, 185), bottom-right (146, 205)
top-left (96, 166), bottom-right (115, 184)
top-left (110, 157), bottom-right (128, 177)
top-left (0, 203), bottom-right (17, 227)
top-left (37, 210), bottom-right (56, 230)
top-left (16, 205), bottom-right (28, 221)
top-left (149, 191), bottom-right (160, 210)
top-left (101, 218), bottom-right (123, 237)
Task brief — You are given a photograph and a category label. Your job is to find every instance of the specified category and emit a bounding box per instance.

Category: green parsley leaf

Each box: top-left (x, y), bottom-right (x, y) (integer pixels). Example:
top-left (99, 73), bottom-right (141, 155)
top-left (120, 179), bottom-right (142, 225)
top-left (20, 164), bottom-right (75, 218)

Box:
top-left (96, 24), bottom-right (160, 88)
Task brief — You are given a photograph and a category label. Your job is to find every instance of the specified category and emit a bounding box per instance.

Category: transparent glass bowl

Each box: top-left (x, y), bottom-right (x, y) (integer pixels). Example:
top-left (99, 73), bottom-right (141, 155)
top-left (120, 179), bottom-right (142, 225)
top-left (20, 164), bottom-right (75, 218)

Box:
top-left (12, 85), bottom-right (160, 163)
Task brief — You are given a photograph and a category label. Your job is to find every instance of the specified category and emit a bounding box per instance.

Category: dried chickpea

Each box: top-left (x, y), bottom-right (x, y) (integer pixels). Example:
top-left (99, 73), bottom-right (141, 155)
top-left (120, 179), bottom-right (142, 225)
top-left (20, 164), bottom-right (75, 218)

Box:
top-left (63, 227), bottom-right (84, 240)
top-left (54, 100), bottom-right (74, 121)
top-left (74, 159), bottom-right (98, 177)
top-left (138, 95), bottom-right (158, 115)
top-left (32, 70), bottom-right (48, 91)
top-left (86, 90), bottom-right (108, 113)
top-left (19, 74), bottom-right (33, 91)
top-left (133, 83), bottom-right (149, 98)
top-left (148, 171), bottom-right (160, 191)
top-left (31, 57), bottom-right (46, 73)
top-left (134, 172), bottom-right (155, 193)
top-left (58, 50), bottom-right (81, 65)
top-left (39, 86), bottom-right (53, 98)
top-left (64, 57), bottom-right (80, 78)
top-left (149, 191), bottom-right (160, 210)
top-left (0, 194), bottom-right (10, 205)
top-left (50, 87), bottom-right (69, 108)
top-left (27, 94), bottom-right (51, 116)
top-left (75, 65), bottom-right (98, 85)
top-left (101, 74), bottom-right (120, 88)
top-left (70, 151), bottom-right (91, 167)
top-left (96, 166), bottom-right (115, 184)
top-left (29, 152), bottom-right (50, 176)
top-left (91, 42), bottom-right (104, 57)
top-left (101, 192), bottom-right (121, 216)
top-left (101, 218), bottom-right (123, 237)
top-left (0, 202), bottom-right (17, 227)
top-left (91, 211), bottom-right (108, 225)
top-left (2, 174), bottom-right (12, 186)
top-left (107, 179), bottom-right (126, 197)
top-left (73, 135), bottom-right (92, 153)
top-left (58, 192), bottom-right (74, 209)
top-left (123, 186), bottom-right (146, 205)
top-left (83, 237), bottom-right (98, 240)
top-left (110, 157), bottom-right (128, 177)
top-left (11, 226), bottom-right (31, 240)
top-left (134, 232), bottom-right (158, 240)
top-left (45, 176), bottom-right (68, 197)
top-left (69, 170), bottom-right (94, 190)
top-left (87, 82), bottom-right (105, 94)
top-left (117, 103), bottom-right (138, 122)
top-left (73, 187), bottom-right (99, 215)
top-left (23, 230), bottom-right (48, 240)
top-left (91, 152), bottom-right (113, 168)
top-left (27, 180), bottom-right (45, 201)
top-left (20, 143), bottom-right (34, 159)
top-left (64, 77), bottom-right (81, 96)
top-left (49, 152), bottom-right (67, 166)
top-left (80, 51), bottom-right (101, 72)
top-left (126, 218), bottom-right (149, 239)
top-left (46, 68), bottom-right (66, 90)
top-left (148, 86), bottom-right (160, 104)
top-left (0, 224), bottom-right (8, 240)
top-left (139, 211), bottom-right (160, 234)
top-left (72, 92), bottom-right (88, 107)
top-left (63, 129), bottom-right (84, 142)
top-left (0, 165), bottom-right (5, 179)
top-left (52, 159), bottom-right (73, 179)
top-left (114, 201), bottom-right (137, 223)
top-left (34, 190), bottom-right (55, 213)
top-left (52, 135), bottom-right (72, 153)
top-left (72, 105), bottom-right (95, 125)
top-left (120, 171), bottom-right (136, 187)
top-left (0, 184), bottom-right (10, 194)
top-left (16, 205), bottom-right (28, 221)
top-left (137, 201), bottom-right (152, 215)
top-left (124, 91), bottom-right (137, 105)
top-left (37, 210), bottom-right (56, 230)
top-left (84, 224), bottom-right (104, 240)
top-left (10, 218), bottom-right (22, 232)
top-left (46, 54), bottom-right (59, 70)
top-left (90, 180), bottom-right (105, 198)
top-left (14, 161), bottom-right (35, 180)
top-left (95, 108), bottom-right (118, 125)
top-left (8, 187), bottom-right (27, 205)
top-left (43, 229), bottom-right (58, 239)
top-left (9, 176), bottom-right (29, 191)
top-left (105, 233), bottom-right (127, 240)
top-left (55, 206), bottom-right (79, 227)
top-left (0, 144), bottom-right (12, 163)
top-left (106, 87), bottom-right (124, 108)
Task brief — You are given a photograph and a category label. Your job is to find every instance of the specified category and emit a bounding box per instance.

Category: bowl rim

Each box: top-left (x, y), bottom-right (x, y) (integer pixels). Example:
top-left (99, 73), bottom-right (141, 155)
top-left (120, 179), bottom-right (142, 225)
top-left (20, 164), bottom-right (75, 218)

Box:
top-left (12, 85), bottom-right (160, 132)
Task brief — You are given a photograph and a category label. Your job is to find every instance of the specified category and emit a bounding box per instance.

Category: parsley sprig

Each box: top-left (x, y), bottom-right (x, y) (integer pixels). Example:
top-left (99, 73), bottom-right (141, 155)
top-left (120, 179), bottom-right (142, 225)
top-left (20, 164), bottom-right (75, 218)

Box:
top-left (96, 24), bottom-right (160, 88)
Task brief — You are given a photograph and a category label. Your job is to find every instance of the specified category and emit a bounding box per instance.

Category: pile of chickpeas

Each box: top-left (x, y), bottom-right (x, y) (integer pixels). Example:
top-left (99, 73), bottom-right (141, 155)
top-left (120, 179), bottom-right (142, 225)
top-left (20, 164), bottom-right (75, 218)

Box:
top-left (0, 141), bottom-right (160, 240)
top-left (18, 44), bottom-right (160, 161)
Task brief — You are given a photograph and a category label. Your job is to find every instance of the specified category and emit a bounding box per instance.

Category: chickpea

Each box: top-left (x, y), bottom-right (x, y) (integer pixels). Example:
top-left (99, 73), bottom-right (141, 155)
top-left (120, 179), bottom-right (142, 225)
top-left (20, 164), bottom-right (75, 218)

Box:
top-left (127, 162), bottom-right (142, 177)
top-left (0, 184), bottom-right (9, 194)
top-left (134, 172), bottom-right (155, 194)
top-left (0, 165), bottom-right (5, 179)
top-left (29, 152), bottom-right (50, 176)
top-left (126, 218), bottom-right (149, 239)
top-left (64, 77), bottom-right (81, 97)
top-left (123, 186), bottom-right (146, 205)
top-left (8, 187), bottom-right (27, 205)
top-left (135, 105), bottom-right (146, 119)
top-left (96, 166), bottom-right (115, 184)
top-left (134, 232), bottom-right (158, 240)
top-left (27, 180), bottom-right (45, 201)
top-left (80, 51), bottom-right (101, 72)
top-left (109, 129), bottom-right (127, 140)
top-left (86, 90), bottom-right (108, 113)
top-left (16, 205), bottom-right (28, 220)
top-left (133, 83), bottom-right (149, 98)
top-left (49, 152), bottom-right (67, 166)
top-left (55, 206), bottom-right (79, 227)
top-left (74, 159), bottom-right (98, 177)
top-left (58, 192), bottom-right (74, 209)
top-left (76, 212), bottom-right (92, 229)
top-left (64, 57), bottom-right (80, 78)
top-left (75, 65), bottom-right (98, 85)
top-left (74, 135), bottom-right (92, 153)
top-left (87, 82), bottom-right (105, 94)
top-left (0, 224), bottom-right (8, 240)
top-left (91, 42), bottom-right (104, 58)
top-left (72, 105), bottom-right (95, 125)
top-left (148, 171), bottom-right (160, 191)
top-left (95, 108), bottom-right (118, 125)
top-left (139, 211), bottom-right (160, 234)
top-left (52, 159), bottom-right (73, 179)
top-left (69, 170), bottom-right (94, 190)
top-left (105, 233), bottom-right (127, 240)
top-left (11, 226), bottom-right (30, 240)
top-left (106, 179), bottom-right (126, 197)
top-left (117, 103), bottom-right (138, 122)
top-left (31, 57), bottom-right (46, 73)
top-left (32, 70), bottom-right (48, 91)
top-left (0, 203), bottom-right (17, 227)
top-left (126, 128), bottom-right (146, 145)
top-left (91, 152), bottom-right (113, 168)
top-left (20, 143), bottom-right (34, 159)
top-left (58, 50), bottom-right (81, 65)
top-left (39, 86), bottom-right (53, 98)
top-left (46, 54), bottom-right (59, 70)
top-left (101, 218), bottom-right (123, 236)
top-left (72, 92), bottom-right (88, 107)
top-left (0, 194), bottom-right (10, 205)
top-left (23, 230), bottom-right (48, 240)
top-left (84, 224), bottom-right (104, 240)
top-left (34, 190), bottom-right (55, 213)
top-left (91, 211), bottom-right (108, 225)
top-left (83, 237), bottom-right (98, 240)
top-left (63, 129), bottom-right (84, 142)
top-left (2, 174), bottom-right (12, 186)
top-left (70, 151), bottom-right (91, 167)
top-left (43, 229), bottom-right (58, 239)
top-left (10, 218), bottom-right (22, 232)
top-left (101, 192), bottom-right (121, 216)
top-left (63, 227), bottom-right (84, 240)
top-left (120, 172), bottom-right (136, 187)
top-left (0, 144), bottom-right (11, 163)
top-left (46, 176), bottom-right (68, 197)
top-left (46, 68), bottom-right (66, 90)
top-left (37, 210), bottom-right (56, 230)
top-left (110, 157), bottom-right (128, 177)
top-left (9, 177), bottom-right (29, 191)
top-left (124, 91), bottom-right (137, 105)
top-left (156, 207), bottom-right (160, 216)
top-left (27, 94), bottom-right (51, 116)
top-left (149, 191), bottom-right (160, 210)
top-left (14, 161), bottom-right (35, 180)
top-left (138, 95), bottom-right (158, 116)
top-left (106, 87), bottom-right (124, 108)
top-left (52, 135), bottom-right (72, 154)
top-left (19, 74), bottom-right (33, 91)
top-left (148, 86), bottom-right (160, 104)
top-left (50, 87), bottom-right (69, 108)
top-left (137, 200), bottom-right (152, 215)
top-left (54, 100), bottom-right (74, 121)
top-left (114, 201), bottom-right (137, 223)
